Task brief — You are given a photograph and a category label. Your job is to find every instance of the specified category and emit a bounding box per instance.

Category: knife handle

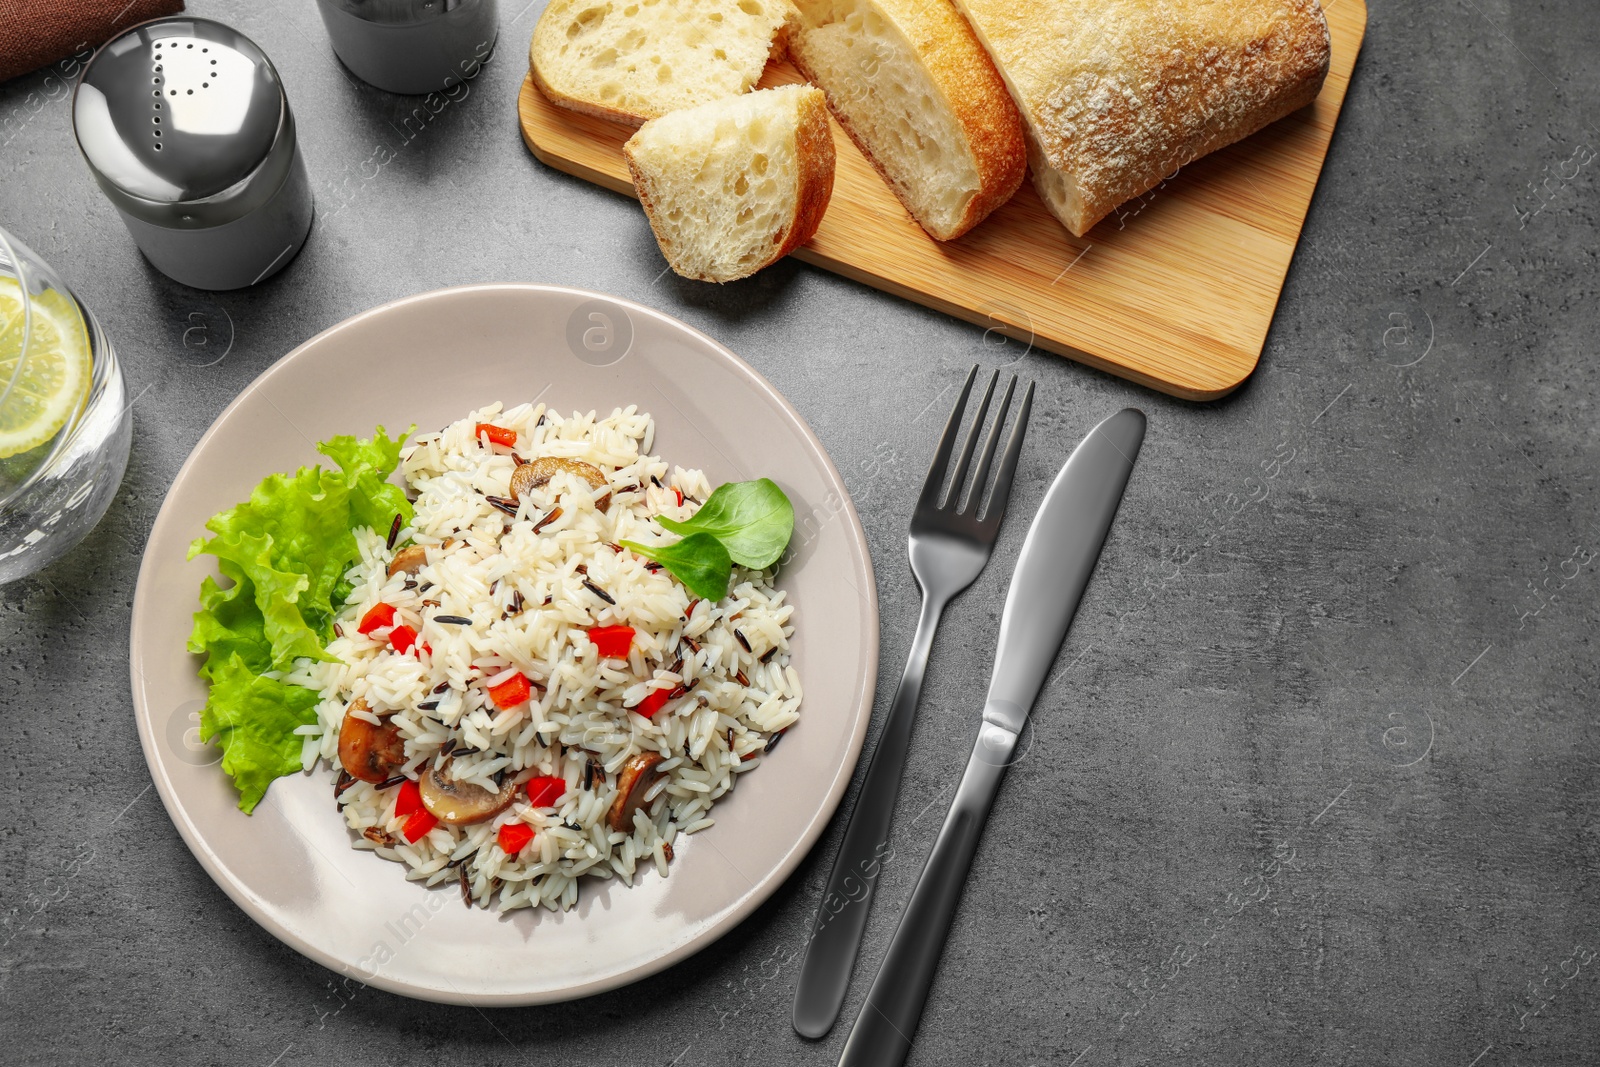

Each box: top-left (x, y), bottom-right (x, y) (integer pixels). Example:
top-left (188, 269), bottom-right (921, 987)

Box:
top-left (837, 720), bottom-right (1017, 1067)
top-left (793, 594), bottom-right (946, 1038)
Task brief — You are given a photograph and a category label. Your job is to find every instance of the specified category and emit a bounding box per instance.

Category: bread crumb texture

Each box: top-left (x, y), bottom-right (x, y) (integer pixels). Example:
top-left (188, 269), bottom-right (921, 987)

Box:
top-left (790, 0), bottom-right (1023, 239)
top-left (531, 0), bottom-right (795, 124)
top-left (624, 85), bottom-right (835, 282)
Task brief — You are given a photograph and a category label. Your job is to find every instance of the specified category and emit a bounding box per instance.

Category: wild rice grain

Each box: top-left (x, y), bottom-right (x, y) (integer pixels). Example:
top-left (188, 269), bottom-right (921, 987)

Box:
top-left (386, 513), bottom-right (402, 549)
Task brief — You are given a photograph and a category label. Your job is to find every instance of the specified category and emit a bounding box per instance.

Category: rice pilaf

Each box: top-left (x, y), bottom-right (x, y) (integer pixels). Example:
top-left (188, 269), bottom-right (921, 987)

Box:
top-left (283, 402), bottom-right (800, 911)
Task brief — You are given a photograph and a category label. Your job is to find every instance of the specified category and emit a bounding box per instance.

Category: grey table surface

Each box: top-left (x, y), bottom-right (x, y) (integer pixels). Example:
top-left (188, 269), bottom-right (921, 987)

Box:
top-left (3, 1), bottom-right (1599, 1063)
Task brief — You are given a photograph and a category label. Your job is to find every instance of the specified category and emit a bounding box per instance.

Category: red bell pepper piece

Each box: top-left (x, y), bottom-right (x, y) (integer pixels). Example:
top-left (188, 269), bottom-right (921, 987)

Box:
top-left (401, 810), bottom-right (437, 842)
top-left (389, 624), bottom-right (417, 654)
top-left (394, 778), bottom-right (424, 818)
top-left (358, 603), bottom-right (396, 635)
top-left (475, 423), bottom-right (518, 448)
top-left (524, 776), bottom-right (566, 808)
top-left (497, 822), bottom-right (535, 854)
top-left (488, 672), bottom-right (532, 710)
top-left (634, 686), bottom-right (672, 719)
top-left (673, 486), bottom-right (684, 507)
top-left (497, 822), bottom-right (535, 855)
top-left (587, 624), bottom-right (635, 658)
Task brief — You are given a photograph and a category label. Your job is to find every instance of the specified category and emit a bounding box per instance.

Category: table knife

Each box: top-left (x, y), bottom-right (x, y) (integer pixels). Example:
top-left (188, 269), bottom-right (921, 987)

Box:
top-left (836, 407), bottom-right (1146, 1067)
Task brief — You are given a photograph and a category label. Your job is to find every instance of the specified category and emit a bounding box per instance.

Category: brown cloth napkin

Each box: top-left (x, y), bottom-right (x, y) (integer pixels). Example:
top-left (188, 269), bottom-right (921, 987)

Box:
top-left (0, 0), bottom-right (185, 83)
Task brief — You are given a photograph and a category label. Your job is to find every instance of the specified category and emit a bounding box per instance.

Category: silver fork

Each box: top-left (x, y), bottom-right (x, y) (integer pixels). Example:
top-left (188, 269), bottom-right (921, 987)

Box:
top-left (792, 365), bottom-right (1034, 1038)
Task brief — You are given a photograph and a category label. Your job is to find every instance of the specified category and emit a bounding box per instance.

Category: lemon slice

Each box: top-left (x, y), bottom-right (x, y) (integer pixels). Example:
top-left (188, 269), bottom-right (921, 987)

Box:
top-left (0, 277), bottom-right (92, 459)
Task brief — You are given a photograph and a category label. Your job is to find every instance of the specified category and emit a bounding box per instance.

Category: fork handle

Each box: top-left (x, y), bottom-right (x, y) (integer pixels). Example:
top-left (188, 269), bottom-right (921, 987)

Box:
top-left (792, 593), bottom-right (946, 1038)
top-left (837, 720), bottom-right (1017, 1067)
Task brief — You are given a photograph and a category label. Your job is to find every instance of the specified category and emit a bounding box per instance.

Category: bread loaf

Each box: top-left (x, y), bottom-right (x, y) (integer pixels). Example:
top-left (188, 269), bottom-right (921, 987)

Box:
top-left (788, 0), bottom-right (1025, 241)
top-left (950, 0), bottom-right (1331, 236)
top-left (623, 85), bottom-right (836, 283)
top-left (530, 0), bottom-right (795, 126)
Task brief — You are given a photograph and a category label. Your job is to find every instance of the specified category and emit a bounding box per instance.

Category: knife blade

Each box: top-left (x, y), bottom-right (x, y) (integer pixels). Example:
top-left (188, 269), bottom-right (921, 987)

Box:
top-left (836, 407), bottom-right (1145, 1067)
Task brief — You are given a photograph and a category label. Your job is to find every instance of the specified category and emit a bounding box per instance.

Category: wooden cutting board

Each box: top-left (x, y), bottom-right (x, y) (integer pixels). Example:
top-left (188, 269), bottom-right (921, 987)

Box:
top-left (518, 1), bottom-right (1367, 400)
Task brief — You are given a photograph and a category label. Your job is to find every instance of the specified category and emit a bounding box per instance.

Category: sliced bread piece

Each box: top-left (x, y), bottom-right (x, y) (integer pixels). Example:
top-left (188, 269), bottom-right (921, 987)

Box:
top-left (952, 0), bottom-right (1331, 236)
top-left (788, 0), bottom-right (1025, 241)
top-left (530, 0), bottom-right (795, 126)
top-left (623, 84), bottom-right (835, 283)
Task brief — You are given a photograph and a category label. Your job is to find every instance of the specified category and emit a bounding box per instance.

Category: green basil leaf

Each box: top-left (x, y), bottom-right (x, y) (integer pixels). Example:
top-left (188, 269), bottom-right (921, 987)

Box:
top-left (657, 478), bottom-right (794, 569)
top-left (620, 532), bottom-right (732, 602)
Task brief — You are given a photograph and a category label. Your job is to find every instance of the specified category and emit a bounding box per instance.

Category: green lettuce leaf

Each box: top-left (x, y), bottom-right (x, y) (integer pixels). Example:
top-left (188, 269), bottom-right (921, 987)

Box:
top-left (186, 427), bottom-right (411, 813)
top-left (198, 653), bottom-right (322, 813)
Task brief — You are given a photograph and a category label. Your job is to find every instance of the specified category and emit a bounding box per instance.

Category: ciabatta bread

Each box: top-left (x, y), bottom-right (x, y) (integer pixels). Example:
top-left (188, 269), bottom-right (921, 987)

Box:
top-left (950, 0), bottom-right (1331, 236)
top-left (788, 0), bottom-right (1025, 241)
top-left (623, 85), bottom-right (836, 283)
top-left (530, 0), bottom-right (795, 126)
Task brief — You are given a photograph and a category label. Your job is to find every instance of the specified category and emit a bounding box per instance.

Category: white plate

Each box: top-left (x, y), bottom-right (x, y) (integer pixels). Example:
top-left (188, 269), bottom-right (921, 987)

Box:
top-left (129, 284), bottom-right (878, 1005)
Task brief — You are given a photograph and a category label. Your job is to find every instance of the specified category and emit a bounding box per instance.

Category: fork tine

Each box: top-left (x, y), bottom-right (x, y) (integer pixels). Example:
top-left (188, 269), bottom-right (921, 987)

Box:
top-left (978, 380), bottom-right (1034, 524)
top-left (916, 366), bottom-right (978, 512)
top-left (946, 371), bottom-right (998, 509)
top-left (965, 375), bottom-right (1017, 512)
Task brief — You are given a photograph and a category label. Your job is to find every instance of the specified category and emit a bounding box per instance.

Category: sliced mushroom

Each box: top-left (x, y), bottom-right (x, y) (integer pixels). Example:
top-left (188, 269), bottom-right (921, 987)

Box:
top-left (607, 751), bottom-right (666, 832)
top-left (510, 457), bottom-right (611, 513)
top-left (386, 543), bottom-right (427, 577)
top-left (418, 762), bottom-right (517, 825)
top-left (338, 699), bottom-right (407, 783)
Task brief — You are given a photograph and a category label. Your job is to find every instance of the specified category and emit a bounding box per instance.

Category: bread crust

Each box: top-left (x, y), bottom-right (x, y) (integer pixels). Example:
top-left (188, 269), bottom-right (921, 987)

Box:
top-left (623, 87), bottom-right (836, 283)
top-left (790, 0), bottom-right (1025, 241)
top-left (529, 56), bottom-right (652, 128)
top-left (952, 0), bottom-right (1331, 236)
top-left (774, 88), bottom-right (838, 268)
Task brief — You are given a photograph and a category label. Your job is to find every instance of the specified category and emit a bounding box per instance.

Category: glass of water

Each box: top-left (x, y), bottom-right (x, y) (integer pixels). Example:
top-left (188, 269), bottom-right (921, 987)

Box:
top-left (0, 225), bottom-right (131, 584)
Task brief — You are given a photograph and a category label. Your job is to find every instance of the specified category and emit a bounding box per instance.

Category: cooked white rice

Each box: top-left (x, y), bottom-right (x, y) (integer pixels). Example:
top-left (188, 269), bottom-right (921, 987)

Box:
top-left (283, 402), bottom-right (800, 912)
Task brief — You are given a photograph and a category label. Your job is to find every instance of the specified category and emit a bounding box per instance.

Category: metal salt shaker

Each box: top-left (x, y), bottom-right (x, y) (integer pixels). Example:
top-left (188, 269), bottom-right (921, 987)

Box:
top-left (72, 17), bottom-right (313, 292)
top-left (313, 0), bottom-right (499, 95)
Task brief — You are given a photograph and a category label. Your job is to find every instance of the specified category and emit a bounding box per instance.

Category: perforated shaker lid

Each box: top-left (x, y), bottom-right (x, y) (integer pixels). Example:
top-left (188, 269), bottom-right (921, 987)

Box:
top-left (73, 17), bottom-right (296, 226)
